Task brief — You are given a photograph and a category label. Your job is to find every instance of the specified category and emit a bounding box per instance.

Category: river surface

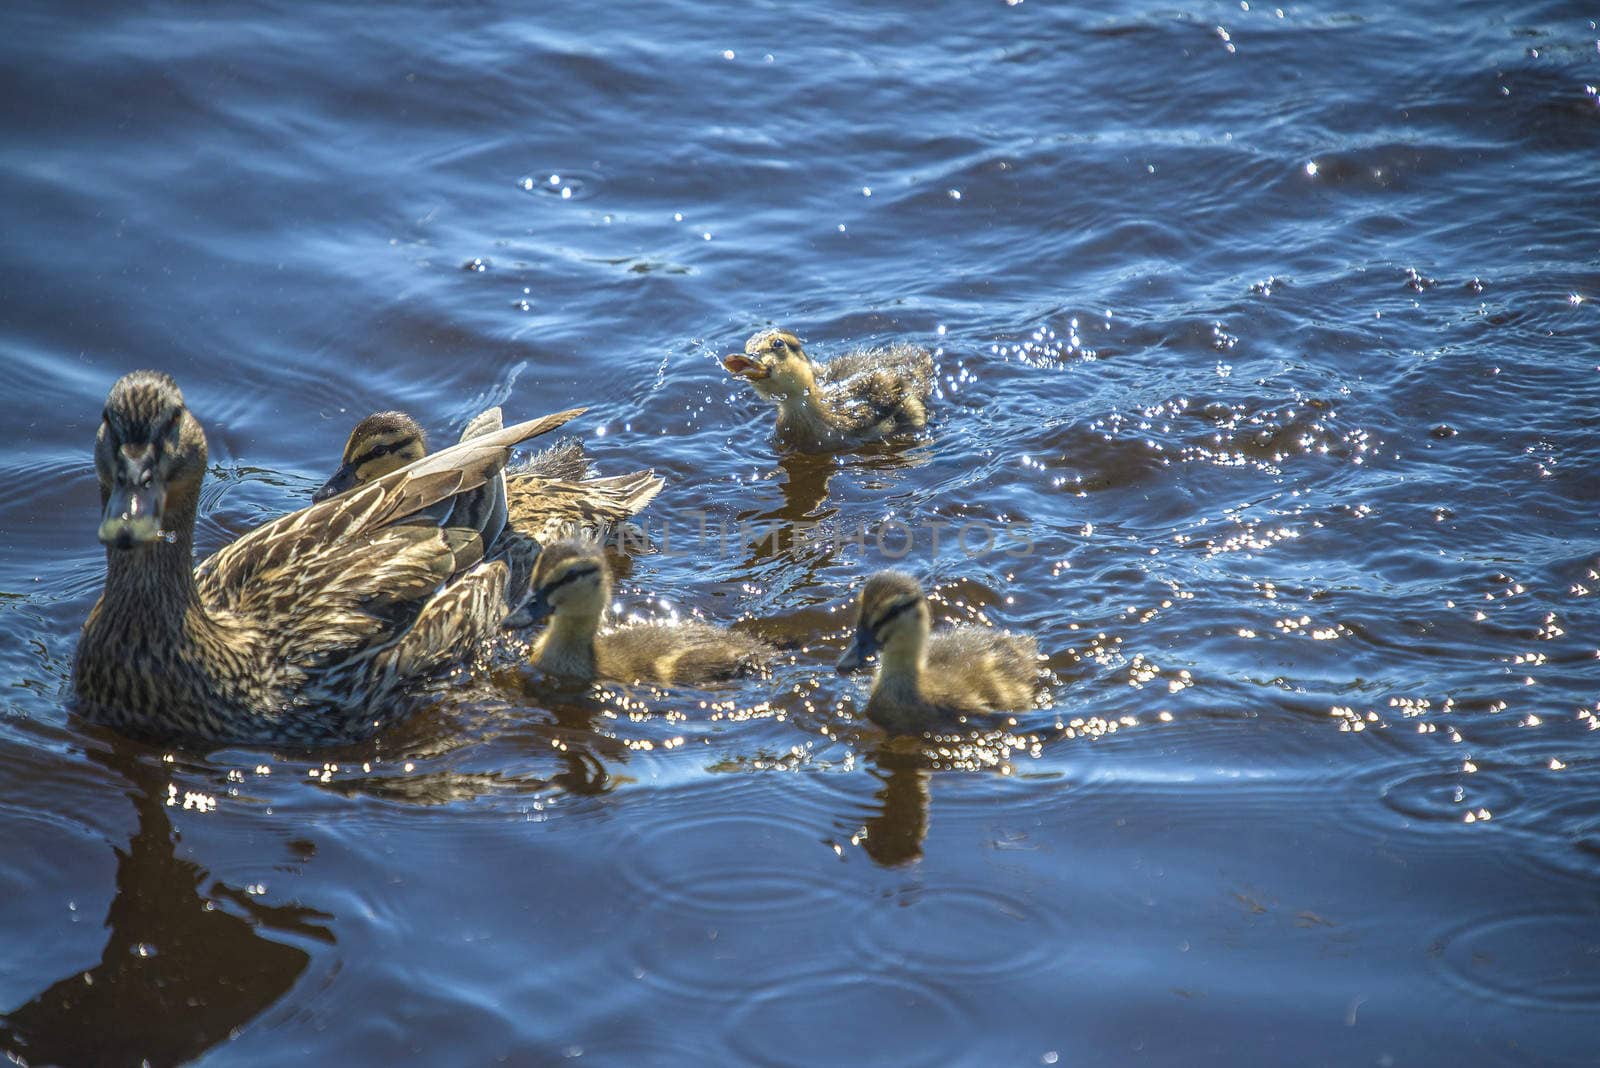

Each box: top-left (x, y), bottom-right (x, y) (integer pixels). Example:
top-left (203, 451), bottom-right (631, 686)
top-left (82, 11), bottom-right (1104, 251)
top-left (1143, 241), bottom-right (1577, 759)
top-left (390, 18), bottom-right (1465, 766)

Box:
top-left (2, 1), bottom-right (1599, 1064)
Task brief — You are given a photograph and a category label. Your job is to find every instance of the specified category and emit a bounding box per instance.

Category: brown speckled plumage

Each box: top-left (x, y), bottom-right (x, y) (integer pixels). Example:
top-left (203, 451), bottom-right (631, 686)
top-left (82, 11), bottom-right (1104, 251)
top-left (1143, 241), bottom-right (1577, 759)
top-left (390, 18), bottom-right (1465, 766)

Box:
top-left (73, 371), bottom-right (583, 747)
top-left (837, 571), bottom-right (1042, 734)
top-left (723, 329), bottom-right (934, 453)
top-left (524, 540), bottom-right (776, 686)
top-left (315, 408), bottom-right (662, 548)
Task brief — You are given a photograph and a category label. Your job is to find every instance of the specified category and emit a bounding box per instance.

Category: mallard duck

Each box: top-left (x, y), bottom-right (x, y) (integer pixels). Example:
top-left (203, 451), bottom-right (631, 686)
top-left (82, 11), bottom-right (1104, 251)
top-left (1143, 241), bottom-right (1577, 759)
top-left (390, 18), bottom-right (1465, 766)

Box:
top-left (722, 328), bottom-right (934, 453)
top-left (314, 409), bottom-right (662, 548)
top-left (836, 571), bottom-right (1041, 733)
top-left (521, 539), bottom-right (776, 685)
top-left (72, 370), bottom-right (584, 746)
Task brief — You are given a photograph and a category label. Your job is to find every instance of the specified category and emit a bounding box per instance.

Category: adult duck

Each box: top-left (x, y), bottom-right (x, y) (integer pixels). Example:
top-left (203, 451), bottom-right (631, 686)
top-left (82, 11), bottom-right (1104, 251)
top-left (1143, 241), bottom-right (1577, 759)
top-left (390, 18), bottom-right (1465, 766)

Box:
top-left (73, 370), bottom-right (581, 746)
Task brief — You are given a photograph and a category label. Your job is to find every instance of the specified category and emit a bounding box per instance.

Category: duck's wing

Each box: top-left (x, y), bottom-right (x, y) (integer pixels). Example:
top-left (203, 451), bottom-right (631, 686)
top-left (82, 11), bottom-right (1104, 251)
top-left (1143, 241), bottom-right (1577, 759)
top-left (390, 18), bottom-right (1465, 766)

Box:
top-left (468, 407), bottom-right (594, 482)
top-left (196, 408), bottom-right (584, 619)
top-left (506, 468), bottom-right (663, 543)
top-left (458, 406), bottom-right (503, 441)
top-left (455, 407), bottom-right (508, 545)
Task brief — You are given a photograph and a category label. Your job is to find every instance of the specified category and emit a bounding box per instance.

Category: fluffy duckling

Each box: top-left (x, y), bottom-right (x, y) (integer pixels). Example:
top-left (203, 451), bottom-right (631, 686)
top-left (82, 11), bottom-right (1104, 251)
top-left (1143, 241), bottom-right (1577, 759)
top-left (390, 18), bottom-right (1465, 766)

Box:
top-left (522, 540), bottom-right (776, 685)
top-left (722, 328), bottom-right (934, 453)
top-left (836, 571), bottom-right (1041, 733)
top-left (73, 371), bottom-right (582, 746)
top-left (314, 408), bottom-right (661, 547)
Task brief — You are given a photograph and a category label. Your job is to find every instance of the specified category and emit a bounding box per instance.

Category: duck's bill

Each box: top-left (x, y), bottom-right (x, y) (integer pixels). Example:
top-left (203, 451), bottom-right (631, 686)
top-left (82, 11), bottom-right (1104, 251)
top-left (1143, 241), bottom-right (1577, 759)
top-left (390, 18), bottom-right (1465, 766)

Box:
top-left (835, 629), bottom-right (878, 674)
top-left (504, 587), bottom-right (552, 630)
top-left (312, 463), bottom-right (358, 503)
top-left (722, 354), bottom-right (770, 380)
top-left (98, 483), bottom-right (166, 549)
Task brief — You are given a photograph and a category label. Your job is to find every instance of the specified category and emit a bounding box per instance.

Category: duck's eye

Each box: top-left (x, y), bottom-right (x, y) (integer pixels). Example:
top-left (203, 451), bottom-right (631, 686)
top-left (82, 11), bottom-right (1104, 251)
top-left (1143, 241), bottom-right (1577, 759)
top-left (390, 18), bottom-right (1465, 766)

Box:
top-left (770, 337), bottom-right (787, 353)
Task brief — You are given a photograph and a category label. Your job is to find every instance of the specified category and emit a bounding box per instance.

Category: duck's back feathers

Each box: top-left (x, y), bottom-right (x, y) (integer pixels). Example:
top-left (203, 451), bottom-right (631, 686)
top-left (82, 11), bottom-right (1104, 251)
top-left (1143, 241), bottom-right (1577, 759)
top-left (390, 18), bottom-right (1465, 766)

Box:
top-left (922, 627), bottom-right (1041, 714)
top-left (817, 342), bottom-right (934, 431)
top-left (595, 620), bottom-right (776, 685)
top-left (513, 437), bottom-right (592, 481)
top-left (507, 468), bottom-right (664, 544)
top-left (816, 342), bottom-right (934, 393)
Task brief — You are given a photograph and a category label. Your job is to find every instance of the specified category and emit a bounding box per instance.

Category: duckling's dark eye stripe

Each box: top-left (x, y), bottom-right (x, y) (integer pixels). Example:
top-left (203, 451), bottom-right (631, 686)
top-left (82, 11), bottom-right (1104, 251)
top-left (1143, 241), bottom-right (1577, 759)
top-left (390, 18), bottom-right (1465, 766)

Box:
top-left (540, 563), bottom-right (600, 594)
top-left (870, 597), bottom-right (918, 637)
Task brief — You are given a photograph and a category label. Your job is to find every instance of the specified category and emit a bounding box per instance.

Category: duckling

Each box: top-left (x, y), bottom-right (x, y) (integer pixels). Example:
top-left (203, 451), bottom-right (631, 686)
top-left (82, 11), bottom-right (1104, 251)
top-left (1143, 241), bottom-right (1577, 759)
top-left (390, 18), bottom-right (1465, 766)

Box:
top-left (722, 328), bottom-right (934, 453)
top-left (314, 408), bottom-right (662, 547)
top-left (73, 371), bottom-right (584, 746)
top-left (522, 539), bottom-right (776, 685)
top-left (836, 571), bottom-right (1041, 734)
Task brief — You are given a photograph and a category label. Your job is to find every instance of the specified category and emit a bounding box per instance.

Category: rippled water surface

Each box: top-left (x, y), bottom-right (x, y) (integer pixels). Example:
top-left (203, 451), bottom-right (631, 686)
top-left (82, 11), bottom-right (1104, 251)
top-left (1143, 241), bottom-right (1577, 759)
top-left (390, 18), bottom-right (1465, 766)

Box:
top-left (3, 0), bottom-right (1599, 1063)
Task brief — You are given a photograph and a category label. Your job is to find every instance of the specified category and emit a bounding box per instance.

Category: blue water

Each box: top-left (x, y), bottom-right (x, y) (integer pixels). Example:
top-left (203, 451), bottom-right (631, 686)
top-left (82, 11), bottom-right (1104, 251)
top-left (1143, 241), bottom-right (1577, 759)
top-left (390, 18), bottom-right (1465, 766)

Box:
top-left (3, 0), bottom-right (1600, 1063)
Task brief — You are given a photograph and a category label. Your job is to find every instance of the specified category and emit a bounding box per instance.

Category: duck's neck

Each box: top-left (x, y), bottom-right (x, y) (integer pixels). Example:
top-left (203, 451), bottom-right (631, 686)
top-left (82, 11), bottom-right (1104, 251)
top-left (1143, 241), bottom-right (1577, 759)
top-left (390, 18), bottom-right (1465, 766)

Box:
top-left (99, 501), bottom-right (202, 638)
top-left (871, 639), bottom-right (928, 705)
top-left (773, 390), bottom-right (844, 447)
top-left (535, 608), bottom-right (601, 679)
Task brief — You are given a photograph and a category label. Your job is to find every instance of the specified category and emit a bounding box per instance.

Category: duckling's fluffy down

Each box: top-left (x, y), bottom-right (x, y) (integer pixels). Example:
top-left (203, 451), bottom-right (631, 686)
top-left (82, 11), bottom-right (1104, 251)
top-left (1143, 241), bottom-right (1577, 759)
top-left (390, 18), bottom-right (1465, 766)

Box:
top-left (594, 620), bottom-right (776, 686)
top-left (920, 627), bottom-right (1041, 714)
top-left (814, 342), bottom-right (935, 436)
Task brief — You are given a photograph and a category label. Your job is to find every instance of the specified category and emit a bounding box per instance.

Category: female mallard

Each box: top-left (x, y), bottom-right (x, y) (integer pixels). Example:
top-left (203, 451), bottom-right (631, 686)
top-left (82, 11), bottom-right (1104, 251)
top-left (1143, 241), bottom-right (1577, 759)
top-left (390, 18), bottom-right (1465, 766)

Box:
top-left (73, 370), bottom-right (583, 747)
top-left (836, 571), bottom-right (1041, 734)
top-left (314, 409), bottom-right (661, 547)
top-left (521, 540), bottom-right (776, 685)
top-left (722, 328), bottom-right (934, 453)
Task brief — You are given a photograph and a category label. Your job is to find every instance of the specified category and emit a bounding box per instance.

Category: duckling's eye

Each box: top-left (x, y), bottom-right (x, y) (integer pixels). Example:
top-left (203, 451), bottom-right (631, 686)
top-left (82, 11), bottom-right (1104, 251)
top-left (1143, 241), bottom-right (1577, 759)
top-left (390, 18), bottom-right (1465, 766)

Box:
top-left (770, 337), bottom-right (787, 353)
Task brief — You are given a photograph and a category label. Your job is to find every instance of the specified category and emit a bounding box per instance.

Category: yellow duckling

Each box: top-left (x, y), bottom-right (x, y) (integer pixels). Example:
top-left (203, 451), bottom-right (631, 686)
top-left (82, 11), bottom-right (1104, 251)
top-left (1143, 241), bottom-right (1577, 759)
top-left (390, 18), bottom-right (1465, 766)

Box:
top-left (722, 328), bottom-right (934, 453)
top-left (836, 571), bottom-right (1041, 733)
top-left (522, 539), bottom-right (776, 685)
top-left (314, 408), bottom-right (661, 546)
top-left (73, 371), bottom-right (582, 746)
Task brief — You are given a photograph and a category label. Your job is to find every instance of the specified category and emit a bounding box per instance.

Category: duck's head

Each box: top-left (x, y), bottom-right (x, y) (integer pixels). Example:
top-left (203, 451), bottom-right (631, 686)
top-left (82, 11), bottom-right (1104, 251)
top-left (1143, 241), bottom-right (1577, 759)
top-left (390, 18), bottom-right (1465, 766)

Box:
top-left (722, 329), bottom-right (817, 403)
top-left (522, 539), bottom-right (611, 627)
top-left (95, 371), bottom-right (208, 551)
top-left (313, 411), bottom-right (427, 502)
top-left (837, 571), bottom-right (930, 672)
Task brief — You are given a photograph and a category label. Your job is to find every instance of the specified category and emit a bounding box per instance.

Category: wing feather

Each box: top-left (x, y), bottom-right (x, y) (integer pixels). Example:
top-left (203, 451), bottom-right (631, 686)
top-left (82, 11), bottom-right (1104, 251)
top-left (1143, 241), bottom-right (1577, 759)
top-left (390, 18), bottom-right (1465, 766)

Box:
top-left (198, 408), bottom-right (583, 606)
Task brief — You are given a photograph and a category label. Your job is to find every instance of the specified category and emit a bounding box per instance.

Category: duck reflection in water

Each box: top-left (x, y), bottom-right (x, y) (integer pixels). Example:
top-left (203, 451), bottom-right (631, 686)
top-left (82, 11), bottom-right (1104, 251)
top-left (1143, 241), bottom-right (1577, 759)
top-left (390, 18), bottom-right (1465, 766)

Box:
top-left (859, 744), bottom-right (934, 867)
top-left (732, 446), bottom-right (934, 585)
top-left (0, 742), bottom-right (331, 1068)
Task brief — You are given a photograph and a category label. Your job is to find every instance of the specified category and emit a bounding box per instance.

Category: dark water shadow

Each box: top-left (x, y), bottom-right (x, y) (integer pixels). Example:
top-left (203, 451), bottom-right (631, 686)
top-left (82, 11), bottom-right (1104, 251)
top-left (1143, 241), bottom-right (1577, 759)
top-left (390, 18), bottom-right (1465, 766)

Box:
top-left (0, 740), bottom-right (331, 1068)
top-left (859, 744), bottom-right (933, 868)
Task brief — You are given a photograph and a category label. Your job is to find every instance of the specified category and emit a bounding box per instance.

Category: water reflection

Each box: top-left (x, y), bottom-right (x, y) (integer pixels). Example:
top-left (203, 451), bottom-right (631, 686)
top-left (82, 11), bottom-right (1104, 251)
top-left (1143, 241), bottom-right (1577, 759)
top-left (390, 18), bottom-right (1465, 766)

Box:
top-left (773, 452), bottom-right (838, 524)
top-left (0, 743), bottom-right (329, 1067)
top-left (859, 746), bottom-right (932, 867)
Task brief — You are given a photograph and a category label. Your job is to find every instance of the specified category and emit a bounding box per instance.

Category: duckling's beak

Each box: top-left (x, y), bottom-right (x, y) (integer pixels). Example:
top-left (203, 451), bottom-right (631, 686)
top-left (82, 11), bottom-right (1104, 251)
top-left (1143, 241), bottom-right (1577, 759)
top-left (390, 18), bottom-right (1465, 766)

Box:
top-left (511, 586), bottom-right (553, 629)
top-left (98, 453), bottom-right (166, 550)
top-left (836, 627), bottom-right (879, 673)
top-left (312, 462), bottom-right (358, 503)
top-left (722, 354), bottom-right (771, 380)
